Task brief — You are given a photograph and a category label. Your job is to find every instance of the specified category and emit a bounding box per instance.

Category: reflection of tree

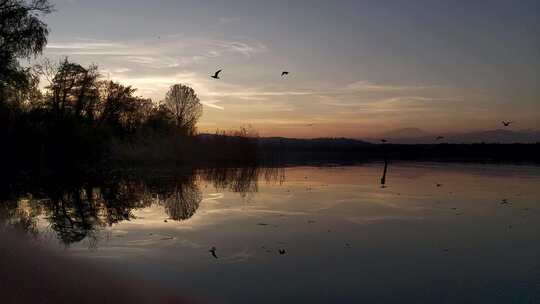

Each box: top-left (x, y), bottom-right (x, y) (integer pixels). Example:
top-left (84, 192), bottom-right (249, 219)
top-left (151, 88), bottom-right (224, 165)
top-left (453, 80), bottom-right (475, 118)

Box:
top-left (0, 200), bottom-right (39, 237)
top-left (0, 166), bottom-right (285, 246)
top-left (201, 167), bottom-right (259, 196)
top-left (161, 174), bottom-right (201, 221)
top-left (201, 166), bottom-right (285, 196)
top-left (41, 179), bottom-right (153, 245)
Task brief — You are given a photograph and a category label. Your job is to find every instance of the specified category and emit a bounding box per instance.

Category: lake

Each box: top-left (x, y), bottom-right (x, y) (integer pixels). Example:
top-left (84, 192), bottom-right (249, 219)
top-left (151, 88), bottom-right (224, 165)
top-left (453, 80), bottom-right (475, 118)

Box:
top-left (1, 162), bottom-right (540, 303)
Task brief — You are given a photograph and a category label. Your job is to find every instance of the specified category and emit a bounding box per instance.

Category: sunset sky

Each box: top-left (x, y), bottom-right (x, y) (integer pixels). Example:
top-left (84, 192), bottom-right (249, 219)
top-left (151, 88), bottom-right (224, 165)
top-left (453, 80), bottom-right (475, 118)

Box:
top-left (41, 0), bottom-right (539, 138)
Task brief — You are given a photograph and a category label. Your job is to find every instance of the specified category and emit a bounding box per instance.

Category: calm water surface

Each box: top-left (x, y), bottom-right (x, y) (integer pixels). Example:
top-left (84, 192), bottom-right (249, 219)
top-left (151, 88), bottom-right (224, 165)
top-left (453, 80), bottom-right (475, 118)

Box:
top-left (3, 163), bottom-right (540, 303)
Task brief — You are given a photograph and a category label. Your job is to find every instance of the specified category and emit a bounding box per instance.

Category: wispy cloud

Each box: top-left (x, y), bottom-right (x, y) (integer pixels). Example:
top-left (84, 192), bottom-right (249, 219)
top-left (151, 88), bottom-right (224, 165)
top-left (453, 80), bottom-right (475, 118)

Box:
top-left (379, 96), bottom-right (464, 103)
top-left (200, 100), bottom-right (224, 110)
top-left (43, 37), bottom-right (470, 130)
top-left (45, 36), bottom-right (267, 68)
top-left (345, 81), bottom-right (437, 92)
top-left (218, 17), bottom-right (241, 25)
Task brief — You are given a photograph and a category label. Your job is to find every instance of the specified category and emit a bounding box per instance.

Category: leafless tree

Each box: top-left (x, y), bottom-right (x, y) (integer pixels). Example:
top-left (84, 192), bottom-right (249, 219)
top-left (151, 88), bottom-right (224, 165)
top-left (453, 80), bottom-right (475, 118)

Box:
top-left (163, 84), bottom-right (202, 136)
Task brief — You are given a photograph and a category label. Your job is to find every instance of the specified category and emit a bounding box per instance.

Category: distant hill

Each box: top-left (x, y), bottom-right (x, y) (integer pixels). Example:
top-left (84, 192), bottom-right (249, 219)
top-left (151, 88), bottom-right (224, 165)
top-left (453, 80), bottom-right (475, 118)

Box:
top-left (198, 133), bottom-right (539, 163)
top-left (369, 129), bottom-right (540, 144)
top-left (381, 128), bottom-right (431, 139)
top-left (259, 137), bottom-right (372, 148)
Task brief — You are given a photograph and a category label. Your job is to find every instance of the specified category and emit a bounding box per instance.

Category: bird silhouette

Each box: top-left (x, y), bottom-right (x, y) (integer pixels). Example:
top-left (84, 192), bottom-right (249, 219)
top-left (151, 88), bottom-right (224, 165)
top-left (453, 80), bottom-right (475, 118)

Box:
top-left (281, 71), bottom-right (289, 77)
top-left (211, 69), bottom-right (222, 79)
top-left (209, 246), bottom-right (218, 259)
top-left (502, 121), bottom-right (513, 127)
top-left (500, 199), bottom-right (510, 205)
top-left (436, 136), bottom-right (444, 140)
top-left (278, 249), bottom-right (286, 255)
top-left (380, 139), bottom-right (388, 143)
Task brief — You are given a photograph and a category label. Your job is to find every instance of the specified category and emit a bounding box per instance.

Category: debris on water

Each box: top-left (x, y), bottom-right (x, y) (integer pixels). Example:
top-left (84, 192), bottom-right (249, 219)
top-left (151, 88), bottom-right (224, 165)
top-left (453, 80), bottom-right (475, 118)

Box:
top-left (209, 246), bottom-right (218, 259)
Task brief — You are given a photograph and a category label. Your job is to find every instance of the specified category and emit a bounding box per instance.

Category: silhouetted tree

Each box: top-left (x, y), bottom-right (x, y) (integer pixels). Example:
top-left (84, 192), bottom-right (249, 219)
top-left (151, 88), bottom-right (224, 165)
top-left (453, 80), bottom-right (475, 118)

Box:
top-left (44, 58), bottom-right (100, 119)
top-left (0, 0), bottom-right (52, 104)
top-left (163, 84), bottom-right (202, 136)
top-left (98, 81), bottom-right (137, 132)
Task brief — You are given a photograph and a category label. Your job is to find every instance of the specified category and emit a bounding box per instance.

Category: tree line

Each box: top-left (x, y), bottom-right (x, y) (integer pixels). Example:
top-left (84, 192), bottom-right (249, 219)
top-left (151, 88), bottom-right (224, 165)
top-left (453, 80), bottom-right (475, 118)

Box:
top-left (1, 0), bottom-right (260, 173)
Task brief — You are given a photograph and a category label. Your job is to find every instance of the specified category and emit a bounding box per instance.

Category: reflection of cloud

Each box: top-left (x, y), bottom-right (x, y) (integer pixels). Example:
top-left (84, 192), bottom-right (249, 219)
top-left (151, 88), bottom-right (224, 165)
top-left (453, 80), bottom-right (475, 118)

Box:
top-left (202, 193), bottom-right (225, 203)
top-left (222, 248), bottom-right (253, 263)
top-left (346, 215), bottom-right (425, 225)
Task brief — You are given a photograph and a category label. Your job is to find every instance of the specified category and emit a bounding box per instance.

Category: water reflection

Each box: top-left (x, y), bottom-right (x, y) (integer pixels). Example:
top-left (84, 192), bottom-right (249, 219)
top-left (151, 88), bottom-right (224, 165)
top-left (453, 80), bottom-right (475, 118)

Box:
top-left (380, 159), bottom-right (389, 188)
top-left (1, 164), bottom-right (540, 303)
top-left (0, 167), bottom-right (281, 246)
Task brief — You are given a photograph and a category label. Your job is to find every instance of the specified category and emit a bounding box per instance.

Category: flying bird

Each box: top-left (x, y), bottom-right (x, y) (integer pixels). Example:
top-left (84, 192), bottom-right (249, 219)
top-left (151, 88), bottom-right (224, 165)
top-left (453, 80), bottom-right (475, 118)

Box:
top-left (211, 69), bottom-right (222, 79)
top-left (436, 136), bottom-right (444, 140)
top-left (501, 121), bottom-right (513, 127)
top-left (209, 246), bottom-right (218, 259)
top-left (281, 71), bottom-right (289, 77)
top-left (278, 249), bottom-right (286, 255)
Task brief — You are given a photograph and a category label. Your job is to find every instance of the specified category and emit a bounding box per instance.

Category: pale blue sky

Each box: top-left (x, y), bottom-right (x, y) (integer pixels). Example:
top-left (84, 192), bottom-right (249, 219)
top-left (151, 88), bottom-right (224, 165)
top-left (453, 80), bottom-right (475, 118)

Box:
top-left (41, 0), bottom-right (540, 137)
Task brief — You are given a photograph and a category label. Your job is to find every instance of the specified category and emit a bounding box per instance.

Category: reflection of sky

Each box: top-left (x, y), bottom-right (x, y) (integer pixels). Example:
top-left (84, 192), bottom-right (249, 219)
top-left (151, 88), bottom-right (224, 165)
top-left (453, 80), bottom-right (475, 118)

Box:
top-left (39, 1), bottom-right (540, 137)
top-left (27, 163), bottom-right (540, 303)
